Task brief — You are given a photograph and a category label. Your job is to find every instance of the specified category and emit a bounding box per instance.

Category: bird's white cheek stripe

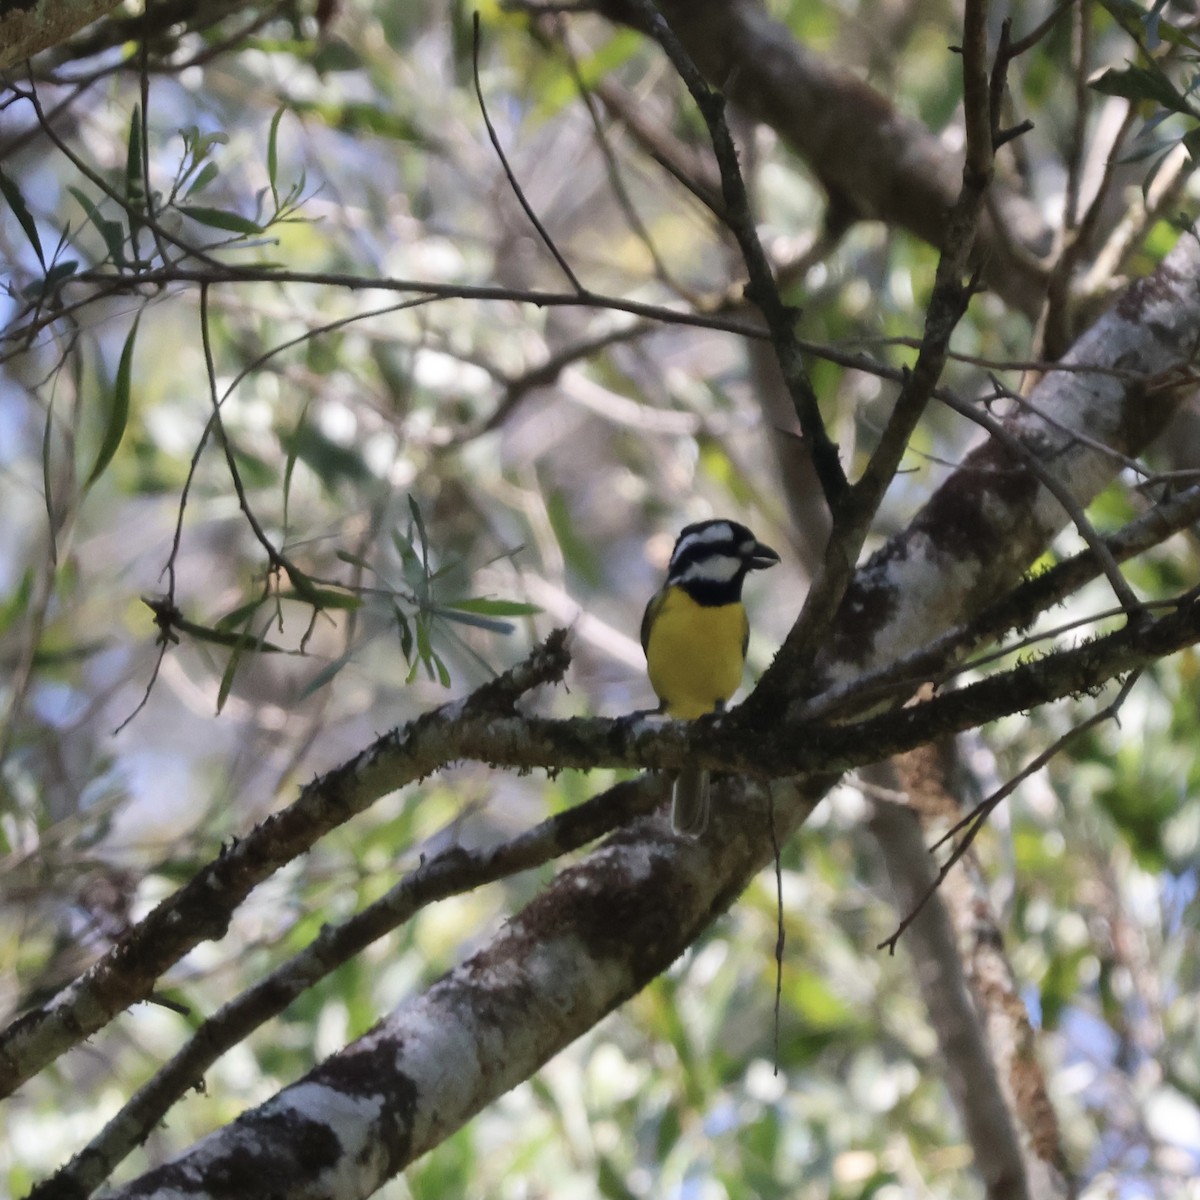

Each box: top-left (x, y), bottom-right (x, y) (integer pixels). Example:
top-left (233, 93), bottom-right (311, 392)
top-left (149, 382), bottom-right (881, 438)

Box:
top-left (677, 555), bottom-right (741, 584)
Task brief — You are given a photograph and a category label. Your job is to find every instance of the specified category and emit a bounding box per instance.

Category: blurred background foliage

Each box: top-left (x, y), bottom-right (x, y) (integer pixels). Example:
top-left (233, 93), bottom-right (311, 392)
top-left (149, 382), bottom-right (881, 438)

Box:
top-left (2, 0), bottom-right (1200, 1196)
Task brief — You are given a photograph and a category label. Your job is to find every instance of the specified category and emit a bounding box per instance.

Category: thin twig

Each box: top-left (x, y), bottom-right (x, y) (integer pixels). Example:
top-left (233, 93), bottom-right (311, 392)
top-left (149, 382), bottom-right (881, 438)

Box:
top-left (197, 283), bottom-right (319, 594)
top-left (969, 377), bottom-right (1144, 616)
top-left (1063, 0), bottom-right (1091, 232)
top-left (878, 671), bottom-right (1141, 953)
top-left (554, 15), bottom-right (681, 293)
top-left (471, 12), bottom-right (585, 294)
top-left (622, 0), bottom-right (848, 511)
top-left (1002, 0), bottom-right (1078, 59)
top-left (768, 787), bottom-right (785, 1076)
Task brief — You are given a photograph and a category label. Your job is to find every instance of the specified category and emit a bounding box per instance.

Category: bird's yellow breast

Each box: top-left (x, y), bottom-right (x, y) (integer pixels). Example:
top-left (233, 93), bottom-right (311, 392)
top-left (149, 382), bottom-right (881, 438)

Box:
top-left (644, 586), bottom-right (749, 719)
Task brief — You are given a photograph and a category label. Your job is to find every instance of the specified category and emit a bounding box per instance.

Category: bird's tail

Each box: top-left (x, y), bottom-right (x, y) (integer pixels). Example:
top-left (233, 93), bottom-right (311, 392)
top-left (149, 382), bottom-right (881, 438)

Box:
top-left (671, 764), bottom-right (710, 836)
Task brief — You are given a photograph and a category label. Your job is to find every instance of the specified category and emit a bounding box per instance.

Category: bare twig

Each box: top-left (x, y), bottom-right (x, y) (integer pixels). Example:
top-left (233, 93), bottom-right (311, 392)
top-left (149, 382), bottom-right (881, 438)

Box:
top-left (958, 377), bottom-right (1145, 616)
top-left (621, 0), bottom-right (848, 512)
top-left (1001, 0), bottom-right (1077, 59)
top-left (471, 12), bottom-right (585, 294)
top-left (197, 284), bottom-right (309, 594)
top-left (878, 671), bottom-right (1141, 953)
top-left (552, 15), bottom-right (682, 293)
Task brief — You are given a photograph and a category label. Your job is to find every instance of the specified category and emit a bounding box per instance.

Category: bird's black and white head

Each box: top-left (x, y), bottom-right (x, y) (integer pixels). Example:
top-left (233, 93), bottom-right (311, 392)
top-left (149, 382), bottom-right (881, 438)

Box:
top-left (666, 519), bottom-right (780, 604)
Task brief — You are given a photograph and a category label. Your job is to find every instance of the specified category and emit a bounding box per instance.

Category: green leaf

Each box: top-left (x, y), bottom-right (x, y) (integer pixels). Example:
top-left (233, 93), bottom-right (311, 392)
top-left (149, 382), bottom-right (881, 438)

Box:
top-left (83, 313), bottom-right (139, 492)
top-left (438, 609), bottom-right (515, 635)
top-left (392, 528), bottom-right (420, 572)
top-left (1141, 142), bottom-right (1190, 200)
top-left (442, 597), bottom-right (541, 618)
top-left (267, 106), bottom-right (286, 207)
top-left (281, 423), bottom-right (372, 490)
top-left (438, 595), bottom-right (540, 636)
top-left (215, 597), bottom-right (268, 631)
top-left (407, 495), bottom-right (430, 569)
top-left (1090, 63), bottom-right (1195, 114)
top-left (125, 105), bottom-right (145, 247)
top-left (0, 570), bottom-right (33, 636)
top-left (281, 400), bottom-right (306, 532)
top-left (1095, 0), bottom-right (1200, 52)
top-left (68, 186), bottom-right (128, 268)
top-left (296, 586), bottom-right (362, 611)
top-left (1118, 135), bottom-right (1178, 165)
top-left (216, 634), bottom-right (247, 714)
top-left (185, 161), bottom-right (220, 198)
top-left (176, 616), bottom-right (287, 653)
top-left (213, 587), bottom-right (358, 632)
top-left (177, 204), bottom-right (264, 235)
top-left (335, 548), bottom-right (378, 574)
top-left (430, 650), bottom-right (451, 687)
top-left (298, 650), bottom-right (353, 700)
top-left (283, 568), bottom-right (322, 607)
top-left (126, 106), bottom-right (143, 198)
top-left (394, 604), bottom-right (414, 663)
top-left (0, 166), bottom-right (45, 267)
top-left (38, 260), bottom-right (80, 292)
top-left (181, 125), bottom-right (229, 161)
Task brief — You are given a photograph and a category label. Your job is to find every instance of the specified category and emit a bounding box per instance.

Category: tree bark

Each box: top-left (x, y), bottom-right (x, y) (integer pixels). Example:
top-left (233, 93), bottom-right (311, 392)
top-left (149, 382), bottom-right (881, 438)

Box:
top-left (0, 0), bottom-right (121, 69)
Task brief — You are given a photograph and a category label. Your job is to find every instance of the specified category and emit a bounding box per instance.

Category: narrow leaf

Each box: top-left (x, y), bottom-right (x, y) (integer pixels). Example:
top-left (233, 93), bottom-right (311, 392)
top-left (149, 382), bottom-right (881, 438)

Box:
top-left (68, 186), bottom-right (128, 268)
top-left (40, 260), bottom-right (80, 290)
top-left (177, 617), bottom-right (287, 652)
top-left (0, 570), bottom-right (34, 635)
top-left (177, 204), bottom-right (264, 234)
top-left (185, 161), bottom-right (220, 198)
top-left (393, 604), bottom-right (414, 663)
top-left (431, 651), bottom-right (452, 688)
top-left (125, 105), bottom-right (143, 203)
top-left (1090, 63), bottom-right (1194, 114)
top-left (407, 495), bottom-right (430, 570)
top-left (0, 166), bottom-right (45, 267)
top-left (281, 399), bottom-right (308, 532)
top-left (125, 105), bottom-right (145, 248)
top-left (336, 549), bottom-right (374, 571)
top-left (216, 637), bottom-right (246, 714)
top-left (443, 597), bottom-right (541, 618)
top-left (267, 106), bottom-right (286, 207)
top-left (298, 651), bottom-right (353, 700)
top-left (84, 313), bottom-right (140, 492)
top-left (438, 608), bottom-right (515, 635)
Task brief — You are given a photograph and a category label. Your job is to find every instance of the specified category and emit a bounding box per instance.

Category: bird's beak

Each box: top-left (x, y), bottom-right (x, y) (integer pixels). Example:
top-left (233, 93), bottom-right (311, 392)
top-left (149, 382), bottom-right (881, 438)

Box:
top-left (749, 541), bottom-right (781, 570)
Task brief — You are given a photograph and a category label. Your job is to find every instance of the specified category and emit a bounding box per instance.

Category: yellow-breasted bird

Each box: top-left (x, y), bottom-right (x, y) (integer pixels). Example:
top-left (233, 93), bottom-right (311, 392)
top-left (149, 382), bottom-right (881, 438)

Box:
top-left (641, 519), bottom-right (780, 835)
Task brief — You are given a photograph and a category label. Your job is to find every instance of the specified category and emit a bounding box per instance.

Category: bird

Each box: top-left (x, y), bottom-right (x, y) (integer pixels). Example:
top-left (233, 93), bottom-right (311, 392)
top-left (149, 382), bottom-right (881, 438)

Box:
top-left (640, 518), bottom-right (780, 835)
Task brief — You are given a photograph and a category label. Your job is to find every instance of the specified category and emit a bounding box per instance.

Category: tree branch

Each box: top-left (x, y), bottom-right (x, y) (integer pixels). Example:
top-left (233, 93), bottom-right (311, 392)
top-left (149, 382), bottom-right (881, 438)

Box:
top-left (0, 632), bottom-right (573, 1100)
top-left (623, 0), bottom-right (848, 512)
top-left (31, 776), bottom-right (664, 1199)
top-left (592, 0), bottom-right (1052, 315)
top-left (752, 226), bottom-right (1200, 716)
